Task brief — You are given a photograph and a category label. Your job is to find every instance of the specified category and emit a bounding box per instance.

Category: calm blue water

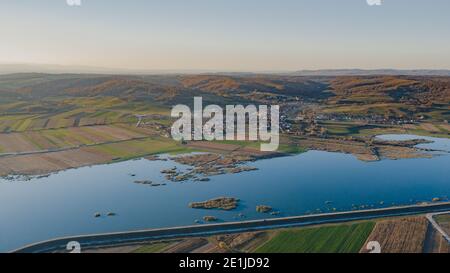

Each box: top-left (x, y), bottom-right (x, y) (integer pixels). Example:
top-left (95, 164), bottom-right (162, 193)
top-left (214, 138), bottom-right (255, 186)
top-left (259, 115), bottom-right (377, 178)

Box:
top-left (0, 135), bottom-right (449, 252)
top-left (376, 134), bottom-right (450, 152)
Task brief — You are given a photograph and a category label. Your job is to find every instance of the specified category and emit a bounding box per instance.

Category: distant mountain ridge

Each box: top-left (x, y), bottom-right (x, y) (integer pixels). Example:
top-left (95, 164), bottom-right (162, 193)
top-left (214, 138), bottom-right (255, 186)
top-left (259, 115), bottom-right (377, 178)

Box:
top-left (290, 69), bottom-right (450, 77)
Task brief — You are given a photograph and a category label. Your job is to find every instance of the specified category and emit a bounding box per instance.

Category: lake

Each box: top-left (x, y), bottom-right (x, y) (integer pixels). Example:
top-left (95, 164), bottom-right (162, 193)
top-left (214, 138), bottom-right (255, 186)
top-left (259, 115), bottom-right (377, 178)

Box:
top-left (0, 134), bottom-right (449, 252)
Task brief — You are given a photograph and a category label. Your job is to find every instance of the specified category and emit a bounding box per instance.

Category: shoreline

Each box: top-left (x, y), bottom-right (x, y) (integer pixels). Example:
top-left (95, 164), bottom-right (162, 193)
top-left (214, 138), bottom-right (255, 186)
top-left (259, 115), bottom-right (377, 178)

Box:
top-left (1, 133), bottom-right (446, 179)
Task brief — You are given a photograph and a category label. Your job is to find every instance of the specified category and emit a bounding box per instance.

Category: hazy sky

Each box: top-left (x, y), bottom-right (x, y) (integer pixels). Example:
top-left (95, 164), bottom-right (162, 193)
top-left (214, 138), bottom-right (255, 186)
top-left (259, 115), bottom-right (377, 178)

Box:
top-left (1, 0), bottom-right (450, 71)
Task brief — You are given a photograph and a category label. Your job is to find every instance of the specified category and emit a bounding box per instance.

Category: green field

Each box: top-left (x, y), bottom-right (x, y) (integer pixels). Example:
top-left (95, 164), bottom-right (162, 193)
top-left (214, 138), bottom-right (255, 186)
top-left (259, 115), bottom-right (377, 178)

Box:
top-left (91, 137), bottom-right (195, 162)
top-left (277, 143), bottom-right (307, 154)
top-left (255, 222), bottom-right (375, 253)
top-left (211, 139), bottom-right (306, 154)
top-left (435, 214), bottom-right (450, 225)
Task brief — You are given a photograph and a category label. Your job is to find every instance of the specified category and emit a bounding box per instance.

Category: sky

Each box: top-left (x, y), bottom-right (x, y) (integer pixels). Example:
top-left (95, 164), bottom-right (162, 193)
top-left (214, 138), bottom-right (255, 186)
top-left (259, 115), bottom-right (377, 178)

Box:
top-left (1, 0), bottom-right (450, 72)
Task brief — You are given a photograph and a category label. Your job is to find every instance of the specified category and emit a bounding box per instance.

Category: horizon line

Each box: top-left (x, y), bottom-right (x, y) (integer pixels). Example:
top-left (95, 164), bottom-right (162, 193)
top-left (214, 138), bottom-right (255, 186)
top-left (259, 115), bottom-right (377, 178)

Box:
top-left (2, 63), bottom-right (450, 76)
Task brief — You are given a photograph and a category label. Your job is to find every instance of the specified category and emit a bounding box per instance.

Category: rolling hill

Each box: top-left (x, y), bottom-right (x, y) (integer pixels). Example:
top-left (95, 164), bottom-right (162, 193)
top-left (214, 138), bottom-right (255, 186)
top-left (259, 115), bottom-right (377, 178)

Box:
top-left (0, 73), bottom-right (448, 121)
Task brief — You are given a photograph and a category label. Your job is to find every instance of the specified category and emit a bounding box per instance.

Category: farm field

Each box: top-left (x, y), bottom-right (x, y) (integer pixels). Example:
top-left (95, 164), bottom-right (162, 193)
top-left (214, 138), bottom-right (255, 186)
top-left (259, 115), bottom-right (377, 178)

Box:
top-left (0, 136), bottom-right (192, 176)
top-left (0, 97), bottom-right (169, 133)
top-left (424, 214), bottom-right (450, 254)
top-left (435, 214), bottom-right (450, 235)
top-left (424, 228), bottom-right (450, 253)
top-left (254, 222), bottom-right (375, 253)
top-left (132, 243), bottom-right (174, 254)
top-left (361, 217), bottom-right (428, 253)
top-left (86, 222), bottom-right (376, 254)
top-left (0, 124), bottom-right (150, 153)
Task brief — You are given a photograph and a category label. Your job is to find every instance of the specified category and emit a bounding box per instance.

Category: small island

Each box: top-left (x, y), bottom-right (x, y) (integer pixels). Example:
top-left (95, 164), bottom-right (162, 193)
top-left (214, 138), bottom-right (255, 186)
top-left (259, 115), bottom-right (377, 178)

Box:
top-left (203, 216), bottom-right (218, 222)
top-left (256, 205), bottom-right (273, 213)
top-left (189, 197), bottom-right (239, 211)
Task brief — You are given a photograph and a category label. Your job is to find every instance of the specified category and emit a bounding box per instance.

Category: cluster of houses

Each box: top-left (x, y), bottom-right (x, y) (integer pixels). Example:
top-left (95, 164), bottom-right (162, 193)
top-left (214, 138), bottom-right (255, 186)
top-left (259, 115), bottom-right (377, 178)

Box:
top-left (314, 113), bottom-right (424, 125)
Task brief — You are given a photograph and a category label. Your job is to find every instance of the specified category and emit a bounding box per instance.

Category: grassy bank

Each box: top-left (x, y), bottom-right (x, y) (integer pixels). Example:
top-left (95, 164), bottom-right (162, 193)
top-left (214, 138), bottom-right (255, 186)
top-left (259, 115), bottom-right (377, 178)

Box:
top-left (255, 222), bottom-right (375, 253)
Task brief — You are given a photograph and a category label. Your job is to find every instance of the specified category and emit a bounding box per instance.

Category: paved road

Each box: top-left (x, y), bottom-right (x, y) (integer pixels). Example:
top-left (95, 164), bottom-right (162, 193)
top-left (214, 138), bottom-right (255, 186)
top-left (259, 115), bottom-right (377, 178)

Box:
top-left (11, 202), bottom-right (450, 253)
